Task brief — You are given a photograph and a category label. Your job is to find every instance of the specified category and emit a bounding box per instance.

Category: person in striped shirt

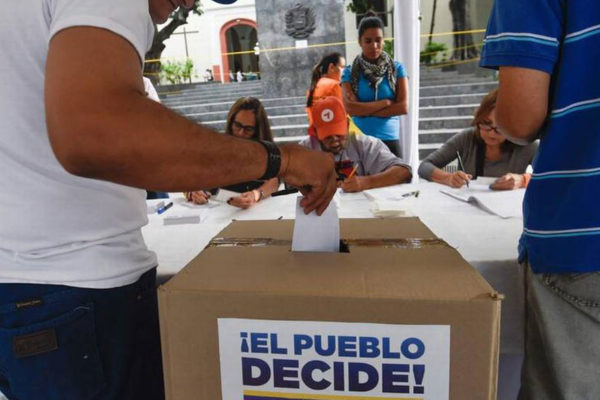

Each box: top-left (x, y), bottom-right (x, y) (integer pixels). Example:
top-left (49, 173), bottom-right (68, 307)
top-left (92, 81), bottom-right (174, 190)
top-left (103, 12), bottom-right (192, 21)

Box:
top-left (480, 1), bottom-right (600, 398)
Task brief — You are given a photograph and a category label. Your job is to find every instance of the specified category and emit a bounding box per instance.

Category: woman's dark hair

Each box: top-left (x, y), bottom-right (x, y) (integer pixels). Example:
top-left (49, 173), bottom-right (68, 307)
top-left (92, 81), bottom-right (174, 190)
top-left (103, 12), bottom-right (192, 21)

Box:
top-left (471, 88), bottom-right (515, 152)
top-left (225, 97), bottom-right (273, 142)
top-left (358, 11), bottom-right (384, 40)
top-left (307, 52), bottom-right (343, 107)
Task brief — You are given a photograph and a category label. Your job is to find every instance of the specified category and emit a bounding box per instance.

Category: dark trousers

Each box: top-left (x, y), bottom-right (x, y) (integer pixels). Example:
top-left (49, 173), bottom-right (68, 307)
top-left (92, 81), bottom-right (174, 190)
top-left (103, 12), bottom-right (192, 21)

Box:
top-left (0, 269), bottom-right (164, 400)
top-left (382, 139), bottom-right (401, 157)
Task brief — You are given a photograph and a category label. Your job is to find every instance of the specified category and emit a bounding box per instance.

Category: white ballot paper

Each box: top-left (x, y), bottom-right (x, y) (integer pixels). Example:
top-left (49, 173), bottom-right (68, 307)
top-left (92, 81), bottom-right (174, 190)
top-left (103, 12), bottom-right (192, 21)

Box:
top-left (292, 197), bottom-right (340, 252)
top-left (440, 181), bottom-right (525, 219)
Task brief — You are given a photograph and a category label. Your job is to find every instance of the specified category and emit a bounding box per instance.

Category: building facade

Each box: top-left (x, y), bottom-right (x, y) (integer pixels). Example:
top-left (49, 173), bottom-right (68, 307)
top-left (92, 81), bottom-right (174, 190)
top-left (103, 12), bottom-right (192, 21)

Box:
top-left (158, 0), bottom-right (493, 84)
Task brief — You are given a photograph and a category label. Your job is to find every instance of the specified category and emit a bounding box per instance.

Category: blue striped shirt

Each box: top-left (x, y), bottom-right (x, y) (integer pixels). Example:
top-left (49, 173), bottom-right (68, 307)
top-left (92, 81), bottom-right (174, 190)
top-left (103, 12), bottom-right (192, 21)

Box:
top-left (481, 0), bottom-right (600, 273)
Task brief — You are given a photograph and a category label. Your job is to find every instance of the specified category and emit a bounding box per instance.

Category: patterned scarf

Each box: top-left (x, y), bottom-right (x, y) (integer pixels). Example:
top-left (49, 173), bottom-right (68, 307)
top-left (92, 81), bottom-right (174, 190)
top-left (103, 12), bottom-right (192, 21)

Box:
top-left (350, 52), bottom-right (397, 100)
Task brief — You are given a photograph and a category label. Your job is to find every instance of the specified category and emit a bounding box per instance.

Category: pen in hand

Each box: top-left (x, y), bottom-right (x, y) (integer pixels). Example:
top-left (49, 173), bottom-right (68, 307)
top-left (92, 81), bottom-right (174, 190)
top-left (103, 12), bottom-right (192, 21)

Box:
top-left (346, 164), bottom-right (359, 180)
top-left (455, 151), bottom-right (470, 188)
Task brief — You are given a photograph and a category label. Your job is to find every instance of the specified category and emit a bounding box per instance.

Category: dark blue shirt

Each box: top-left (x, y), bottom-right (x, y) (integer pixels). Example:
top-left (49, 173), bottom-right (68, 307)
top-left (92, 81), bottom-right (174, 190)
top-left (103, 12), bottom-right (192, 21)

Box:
top-left (481, 0), bottom-right (600, 273)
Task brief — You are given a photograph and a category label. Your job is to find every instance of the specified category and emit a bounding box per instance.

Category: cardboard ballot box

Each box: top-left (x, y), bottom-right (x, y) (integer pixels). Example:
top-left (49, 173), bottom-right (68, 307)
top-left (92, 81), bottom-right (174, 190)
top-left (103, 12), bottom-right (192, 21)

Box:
top-left (158, 218), bottom-right (501, 400)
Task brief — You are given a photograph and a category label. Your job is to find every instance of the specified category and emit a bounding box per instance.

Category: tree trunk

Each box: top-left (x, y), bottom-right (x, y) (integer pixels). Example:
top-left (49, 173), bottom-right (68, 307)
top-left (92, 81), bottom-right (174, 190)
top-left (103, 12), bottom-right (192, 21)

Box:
top-left (143, 8), bottom-right (191, 86)
top-left (448, 0), bottom-right (479, 60)
top-left (428, 0), bottom-right (438, 45)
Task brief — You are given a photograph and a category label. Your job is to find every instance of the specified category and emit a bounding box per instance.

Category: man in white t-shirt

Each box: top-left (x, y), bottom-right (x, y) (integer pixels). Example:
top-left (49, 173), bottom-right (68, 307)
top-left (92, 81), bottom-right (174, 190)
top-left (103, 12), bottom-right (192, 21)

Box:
top-left (0, 1), bottom-right (337, 398)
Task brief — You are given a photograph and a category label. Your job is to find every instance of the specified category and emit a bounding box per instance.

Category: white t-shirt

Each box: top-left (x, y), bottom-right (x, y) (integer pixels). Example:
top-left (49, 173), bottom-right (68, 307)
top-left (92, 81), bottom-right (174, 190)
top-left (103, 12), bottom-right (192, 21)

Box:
top-left (0, 0), bottom-right (157, 288)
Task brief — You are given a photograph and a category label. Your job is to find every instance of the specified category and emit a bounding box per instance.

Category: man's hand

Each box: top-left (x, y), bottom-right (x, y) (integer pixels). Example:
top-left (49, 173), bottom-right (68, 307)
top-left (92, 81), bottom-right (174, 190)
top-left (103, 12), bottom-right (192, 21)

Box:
top-left (490, 173), bottom-right (525, 191)
top-left (228, 191), bottom-right (258, 209)
top-left (447, 171), bottom-right (472, 188)
top-left (341, 176), bottom-right (365, 193)
top-left (186, 191), bottom-right (210, 205)
top-left (278, 145), bottom-right (337, 215)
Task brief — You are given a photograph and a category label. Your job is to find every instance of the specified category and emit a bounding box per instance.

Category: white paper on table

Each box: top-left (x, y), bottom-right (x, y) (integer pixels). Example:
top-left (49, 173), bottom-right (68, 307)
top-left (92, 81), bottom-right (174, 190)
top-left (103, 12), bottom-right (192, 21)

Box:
top-left (211, 189), bottom-right (240, 203)
top-left (440, 183), bottom-right (525, 219)
top-left (163, 208), bottom-right (210, 225)
top-left (179, 200), bottom-right (221, 209)
top-left (292, 197), bottom-right (340, 252)
top-left (363, 186), bottom-right (419, 202)
top-left (370, 200), bottom-right (412, 218)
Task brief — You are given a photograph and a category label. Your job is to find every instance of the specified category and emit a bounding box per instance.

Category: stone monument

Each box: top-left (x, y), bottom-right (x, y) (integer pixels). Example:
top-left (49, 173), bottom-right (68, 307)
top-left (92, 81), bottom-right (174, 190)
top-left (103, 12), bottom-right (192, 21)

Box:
top-left (255, 1), bottom-right (346, 99)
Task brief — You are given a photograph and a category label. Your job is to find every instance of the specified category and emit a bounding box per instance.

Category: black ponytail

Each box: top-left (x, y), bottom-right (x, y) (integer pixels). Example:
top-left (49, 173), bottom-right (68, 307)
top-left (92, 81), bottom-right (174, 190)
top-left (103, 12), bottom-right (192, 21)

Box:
top-left (358, 11), bottom-right (384, 40)
top-left (307, 52), bottom-right (343, 107)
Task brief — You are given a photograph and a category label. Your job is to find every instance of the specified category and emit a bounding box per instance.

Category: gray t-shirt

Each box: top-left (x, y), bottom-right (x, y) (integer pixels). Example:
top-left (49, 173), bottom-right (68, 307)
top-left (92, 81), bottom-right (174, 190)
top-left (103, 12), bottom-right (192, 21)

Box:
top-left (418, 128), bottom-right (538, 179)
top-left (299, 134), bottom-right (412, 176)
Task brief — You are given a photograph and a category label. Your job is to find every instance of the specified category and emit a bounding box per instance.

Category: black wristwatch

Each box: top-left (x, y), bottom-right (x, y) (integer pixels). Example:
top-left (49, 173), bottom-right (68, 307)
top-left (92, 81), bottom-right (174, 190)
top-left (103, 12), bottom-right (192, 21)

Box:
top-left (258, 140), bottom-right (282, 180)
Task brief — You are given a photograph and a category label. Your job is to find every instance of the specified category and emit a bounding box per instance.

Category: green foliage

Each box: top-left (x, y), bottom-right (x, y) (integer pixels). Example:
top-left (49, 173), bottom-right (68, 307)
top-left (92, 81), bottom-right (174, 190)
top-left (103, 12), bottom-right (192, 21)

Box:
top-left (346, 0), bottom-right (375, 14)
top-left (160, 59), bottom-right (195, 85)
top-left (169, 0), bottom-right (203, 20)
top-left (420, 41), bottom-right (448, 64)
top-left (383, 39), bottom-right (394, 58)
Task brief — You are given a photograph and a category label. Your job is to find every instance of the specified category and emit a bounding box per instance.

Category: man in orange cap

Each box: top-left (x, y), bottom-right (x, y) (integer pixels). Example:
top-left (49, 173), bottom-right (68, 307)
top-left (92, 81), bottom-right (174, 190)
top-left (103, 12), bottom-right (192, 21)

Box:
top-left (301, 96), bottom-right (412, 192)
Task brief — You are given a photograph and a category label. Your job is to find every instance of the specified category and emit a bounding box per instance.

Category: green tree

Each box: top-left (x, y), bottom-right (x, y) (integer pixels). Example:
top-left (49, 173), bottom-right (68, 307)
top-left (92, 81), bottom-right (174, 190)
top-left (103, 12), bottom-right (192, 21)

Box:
top-left (144, 1), bottom-right (203, 85)
top-left (346, 0), bottom-right (376, 14)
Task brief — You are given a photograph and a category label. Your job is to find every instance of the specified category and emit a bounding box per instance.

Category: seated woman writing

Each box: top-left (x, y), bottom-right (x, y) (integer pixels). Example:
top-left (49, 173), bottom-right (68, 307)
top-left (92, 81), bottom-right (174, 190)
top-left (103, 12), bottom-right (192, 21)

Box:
top-left (185, 97), bottom-right (279, 208)
top-left (418, 89), bottom-right (538, 190)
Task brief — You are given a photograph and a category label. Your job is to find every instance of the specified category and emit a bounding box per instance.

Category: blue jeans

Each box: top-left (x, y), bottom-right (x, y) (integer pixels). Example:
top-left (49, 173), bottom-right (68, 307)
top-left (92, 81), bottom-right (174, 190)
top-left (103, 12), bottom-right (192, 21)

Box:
top-left (0, 268), bottom-right (164, 400)
top-left (519, 264), bottom-right (600, 400)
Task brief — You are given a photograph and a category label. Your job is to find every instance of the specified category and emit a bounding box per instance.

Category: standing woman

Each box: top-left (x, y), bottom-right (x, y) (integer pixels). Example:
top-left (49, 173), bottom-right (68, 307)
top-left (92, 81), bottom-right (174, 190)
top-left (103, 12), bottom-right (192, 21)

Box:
top-left (306, 52), bottom-right (346, 136)
top-left (185, 97), bottom-right (280, 208)
top-left (341, 12), bottom-right (409, 156)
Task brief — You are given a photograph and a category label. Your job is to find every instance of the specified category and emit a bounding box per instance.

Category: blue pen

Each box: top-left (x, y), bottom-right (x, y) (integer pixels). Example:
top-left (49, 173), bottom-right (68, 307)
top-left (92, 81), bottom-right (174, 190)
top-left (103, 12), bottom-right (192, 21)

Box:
top-left (157, 201), bottom-right (173, 215)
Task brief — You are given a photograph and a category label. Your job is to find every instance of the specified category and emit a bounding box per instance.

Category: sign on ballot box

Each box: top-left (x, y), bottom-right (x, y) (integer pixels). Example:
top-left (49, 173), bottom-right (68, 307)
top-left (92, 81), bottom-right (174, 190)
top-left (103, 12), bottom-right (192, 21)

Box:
top-left (158, 218), bottom-right (502, 400)
top-left (218, 319), bottom-right (450, 399)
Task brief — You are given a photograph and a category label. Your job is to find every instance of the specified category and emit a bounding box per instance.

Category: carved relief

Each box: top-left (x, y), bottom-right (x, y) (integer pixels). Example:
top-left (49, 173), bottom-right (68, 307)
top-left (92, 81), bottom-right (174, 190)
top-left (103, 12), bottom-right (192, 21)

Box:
top-left (285, 3), bottom-right (316, 39)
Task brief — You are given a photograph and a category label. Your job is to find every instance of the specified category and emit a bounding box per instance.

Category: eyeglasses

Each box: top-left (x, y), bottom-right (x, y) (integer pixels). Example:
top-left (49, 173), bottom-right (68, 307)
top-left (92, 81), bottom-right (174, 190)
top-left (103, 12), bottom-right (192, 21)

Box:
top-left (478, 122), bottom-right (500, 134)
top-left (232, 120), bottom-right (256, 134)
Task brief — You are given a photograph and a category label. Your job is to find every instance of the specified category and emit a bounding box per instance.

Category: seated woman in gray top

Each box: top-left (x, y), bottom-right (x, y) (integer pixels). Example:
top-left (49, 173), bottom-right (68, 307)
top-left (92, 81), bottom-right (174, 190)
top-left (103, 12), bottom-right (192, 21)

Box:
top-left (418, 89), bottom-right (538, 189)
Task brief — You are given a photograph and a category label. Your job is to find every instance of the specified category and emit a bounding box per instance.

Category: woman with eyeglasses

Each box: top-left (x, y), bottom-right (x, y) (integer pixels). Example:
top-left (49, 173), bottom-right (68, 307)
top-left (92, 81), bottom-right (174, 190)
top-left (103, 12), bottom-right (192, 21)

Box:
top-left (184, 97), bottom-right (280, 208)
top-left (418, 89), bottom-right (538, 189)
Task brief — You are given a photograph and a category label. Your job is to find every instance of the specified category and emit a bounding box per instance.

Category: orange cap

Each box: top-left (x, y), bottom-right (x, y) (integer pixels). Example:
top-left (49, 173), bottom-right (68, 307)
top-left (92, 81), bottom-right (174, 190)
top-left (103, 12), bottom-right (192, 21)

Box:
top-left (311, 96), bottom-right (348, 141)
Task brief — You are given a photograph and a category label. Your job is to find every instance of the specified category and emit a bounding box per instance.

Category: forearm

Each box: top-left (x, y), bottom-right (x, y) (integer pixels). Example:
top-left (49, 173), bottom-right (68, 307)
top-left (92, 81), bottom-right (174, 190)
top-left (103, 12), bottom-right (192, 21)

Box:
top-left (429, 168), bottom-right (452, 186)
top-left (363, 166), bottom-right (411, 189)
top-left (372, 101), bottom-right (408, 117)
top-left (522, 173), bottom-right (532, 188)
top-left (373, 78), bottom-right (409, 117)
top-left (260, 178), bottom-right (280, 197)
top-left (496, 67), bottom-right (550, 144)
top-left (344, 99), bottom-right (390, 117)
top-left (48, 91), bottom-right (270, 192)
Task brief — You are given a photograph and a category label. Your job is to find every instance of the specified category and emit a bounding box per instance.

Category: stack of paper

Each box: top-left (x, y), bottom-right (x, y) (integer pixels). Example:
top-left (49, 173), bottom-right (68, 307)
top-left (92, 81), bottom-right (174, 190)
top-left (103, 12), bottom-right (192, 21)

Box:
top-left (363, 186), bottom-right (416, 218)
